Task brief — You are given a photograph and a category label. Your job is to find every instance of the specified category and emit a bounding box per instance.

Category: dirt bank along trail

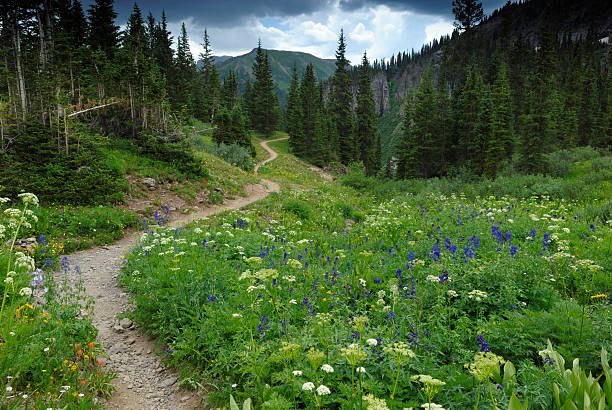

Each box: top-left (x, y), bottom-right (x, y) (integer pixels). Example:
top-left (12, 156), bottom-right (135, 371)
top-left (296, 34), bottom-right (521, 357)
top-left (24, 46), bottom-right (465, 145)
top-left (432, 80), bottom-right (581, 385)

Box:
top-left (55, 137), bottom-right (288, 409)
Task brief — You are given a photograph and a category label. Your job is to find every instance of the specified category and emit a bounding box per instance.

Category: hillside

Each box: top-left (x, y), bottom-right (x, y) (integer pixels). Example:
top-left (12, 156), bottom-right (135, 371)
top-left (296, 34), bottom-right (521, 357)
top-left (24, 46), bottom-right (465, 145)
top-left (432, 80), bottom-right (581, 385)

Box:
top-left (373, 0), bottom-right (612, 167)
top-left (201, 48), bottom-right (336, 103)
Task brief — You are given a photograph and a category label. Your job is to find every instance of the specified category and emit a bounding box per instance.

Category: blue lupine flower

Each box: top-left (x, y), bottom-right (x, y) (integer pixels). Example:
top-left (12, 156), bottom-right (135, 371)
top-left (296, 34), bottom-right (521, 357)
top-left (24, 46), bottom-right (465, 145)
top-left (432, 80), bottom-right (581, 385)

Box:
top-left (510, 245), bottom-right (518, 258)
top-left (477, 334), bottom-right (491, 353)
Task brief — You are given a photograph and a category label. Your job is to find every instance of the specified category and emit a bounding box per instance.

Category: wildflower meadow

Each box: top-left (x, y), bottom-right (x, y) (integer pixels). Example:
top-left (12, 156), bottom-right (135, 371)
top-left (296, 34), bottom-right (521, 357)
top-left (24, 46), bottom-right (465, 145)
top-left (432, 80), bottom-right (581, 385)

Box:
top-left (119, 174), bottom-right (611, 409)
top-left (0, 193), bottom-right (115, 408)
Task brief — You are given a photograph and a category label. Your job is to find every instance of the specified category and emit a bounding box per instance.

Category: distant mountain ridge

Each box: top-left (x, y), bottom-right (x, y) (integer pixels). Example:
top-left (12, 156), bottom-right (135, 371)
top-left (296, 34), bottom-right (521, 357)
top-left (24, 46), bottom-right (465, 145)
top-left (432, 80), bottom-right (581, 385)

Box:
top-left (197, 49), bottom-right (336, 103)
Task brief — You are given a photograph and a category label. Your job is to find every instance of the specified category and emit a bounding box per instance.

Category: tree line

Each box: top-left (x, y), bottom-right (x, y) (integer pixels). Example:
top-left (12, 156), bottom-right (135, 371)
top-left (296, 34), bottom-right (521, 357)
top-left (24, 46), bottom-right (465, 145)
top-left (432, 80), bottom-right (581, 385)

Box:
top-left (0, 0), bottom-right (281, 156)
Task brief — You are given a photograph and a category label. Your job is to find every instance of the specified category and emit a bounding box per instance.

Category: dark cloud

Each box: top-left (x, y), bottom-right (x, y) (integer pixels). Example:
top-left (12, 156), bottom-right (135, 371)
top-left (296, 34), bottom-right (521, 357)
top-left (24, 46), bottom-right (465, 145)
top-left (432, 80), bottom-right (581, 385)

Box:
top-left (91, 0), bottom-right (507, 30)
top-left (107, 0), bottom-right (331, 27)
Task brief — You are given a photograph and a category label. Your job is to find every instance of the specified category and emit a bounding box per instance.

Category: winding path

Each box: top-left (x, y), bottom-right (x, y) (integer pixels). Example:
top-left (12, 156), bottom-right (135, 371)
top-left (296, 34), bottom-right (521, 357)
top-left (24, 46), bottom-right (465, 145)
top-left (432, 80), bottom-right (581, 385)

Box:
top-left (57, 138), bottom-right (285, 409)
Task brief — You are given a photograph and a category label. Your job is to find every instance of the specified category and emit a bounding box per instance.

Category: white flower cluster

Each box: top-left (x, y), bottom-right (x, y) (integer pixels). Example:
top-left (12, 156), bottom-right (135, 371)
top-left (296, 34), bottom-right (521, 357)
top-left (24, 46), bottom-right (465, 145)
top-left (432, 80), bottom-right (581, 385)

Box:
top-left (14, 252), bottom-right (35, 272)
top-left (468, 289), bottom-right (487, 302)
top-left (426, 275), bottom-right (439, 283)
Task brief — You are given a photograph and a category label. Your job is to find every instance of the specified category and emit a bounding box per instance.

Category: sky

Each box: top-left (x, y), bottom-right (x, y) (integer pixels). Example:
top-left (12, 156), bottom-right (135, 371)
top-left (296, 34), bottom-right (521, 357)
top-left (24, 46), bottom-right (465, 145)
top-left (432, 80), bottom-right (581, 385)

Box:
top-left (97, 0), bottom-right (507, 63)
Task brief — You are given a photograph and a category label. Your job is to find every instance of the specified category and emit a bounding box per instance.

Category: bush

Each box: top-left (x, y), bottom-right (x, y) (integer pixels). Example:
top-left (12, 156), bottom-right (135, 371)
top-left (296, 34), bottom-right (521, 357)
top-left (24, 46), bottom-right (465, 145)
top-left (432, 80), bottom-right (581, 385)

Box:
top-left (137, 133), bottom-right (207, 178)
top-left (0, 121), bottom-right (126, 205)
top-left (192, 137), bottom-right (254, 172)
top-left (545, 147), bottom-right (601, 177)
top-left (282, 199), bottom-right (311, 219)
top-left (214, 143), bottom-right (254, 171)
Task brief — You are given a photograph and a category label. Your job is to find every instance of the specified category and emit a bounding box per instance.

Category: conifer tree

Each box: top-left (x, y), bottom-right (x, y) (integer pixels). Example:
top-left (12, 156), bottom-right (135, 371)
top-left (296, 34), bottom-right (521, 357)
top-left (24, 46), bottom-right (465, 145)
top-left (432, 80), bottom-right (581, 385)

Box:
top-left (355, 51), bottom-right (378, 175)
top-left (200, 29), bottom-right (220, 121)
top-left (299, 64), bottom-right (325, 165)
top-left (454, 63), bottom-right (484, 172)
top-left (485, 62), bottom-right (513, 177)
top-left (87, 0), bottom-right (119, 57)
top-left (286, 63), bottom-right (303, 155)
top-left (452, 0), bottom-right (484, 31)
top-left (220, 69), bottom-right (238, 110)
top-left (330, 30), bottom-right (356, 164)
top-left (230, 104), bottom-right (254, 153)
top-left (152, 11), bottom-right (174, 78)
top-left (243, 78), bottom-right (255, 128)
top-left (251, 41), bottom-right (279, 136)
top-left (174, 22), bottom-right (196, 116)
top-left (397, 66), bottom-right (445, 178)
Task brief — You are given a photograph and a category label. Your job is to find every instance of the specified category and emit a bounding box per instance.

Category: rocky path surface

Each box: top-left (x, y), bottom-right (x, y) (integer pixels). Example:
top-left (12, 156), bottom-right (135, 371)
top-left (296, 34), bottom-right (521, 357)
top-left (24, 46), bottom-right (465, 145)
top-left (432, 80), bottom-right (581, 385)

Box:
top-left (56, 139), bottom-right (283, 409)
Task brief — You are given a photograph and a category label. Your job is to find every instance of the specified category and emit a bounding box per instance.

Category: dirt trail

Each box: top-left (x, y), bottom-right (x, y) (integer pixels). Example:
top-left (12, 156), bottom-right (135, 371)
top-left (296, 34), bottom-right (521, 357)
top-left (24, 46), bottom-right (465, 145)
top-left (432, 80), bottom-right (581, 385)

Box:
top-left (253, 136), bottom-right (289, 175)
top-left (56, 138), bottom-right (284, 409)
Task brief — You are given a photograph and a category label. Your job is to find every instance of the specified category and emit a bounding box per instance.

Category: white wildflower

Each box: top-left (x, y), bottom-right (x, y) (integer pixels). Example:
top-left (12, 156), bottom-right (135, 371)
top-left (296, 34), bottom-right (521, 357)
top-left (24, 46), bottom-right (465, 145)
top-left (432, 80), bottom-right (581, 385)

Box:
top-left (366, 338), bottom-right (378, 346)
top-left (316, 384), bottom-right (331, 395)
top-left (321, 364), bottom-right (334, 373)
top-left (302, 382), bottom-right (315, 391)
top-left (292, 370), bottom-right (302, 376)
top-left (426, 275), bottom-right (439, 283)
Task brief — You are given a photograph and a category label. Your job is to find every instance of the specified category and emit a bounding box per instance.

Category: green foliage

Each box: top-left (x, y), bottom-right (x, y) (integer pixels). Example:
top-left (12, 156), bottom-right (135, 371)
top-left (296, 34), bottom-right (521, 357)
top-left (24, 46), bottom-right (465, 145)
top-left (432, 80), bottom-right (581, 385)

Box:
top-left (545, 147), bottom-right (601, 177)
top-left (282, 199), bottom-right (311, 220)
top-left (136, 132), bottom-right (208, 178)
top-left (486, 301), bottom-right (611, 374)
top-left (250, 42), bottom-right (281, 137)
top-left (0, 193), bottom-right (115, 408)
top-left (209, 142), bottom-right (255, 172)
top-left (330, 30), bottom-right (356, 164)
top-left (541, 340), bottom-right (611, 409)
top-left (356, 52), bottom-right (379, 176)
top-left (0, 122), bottom-right (126, 205)
top-left (230, 395), bottom-right (252, 410)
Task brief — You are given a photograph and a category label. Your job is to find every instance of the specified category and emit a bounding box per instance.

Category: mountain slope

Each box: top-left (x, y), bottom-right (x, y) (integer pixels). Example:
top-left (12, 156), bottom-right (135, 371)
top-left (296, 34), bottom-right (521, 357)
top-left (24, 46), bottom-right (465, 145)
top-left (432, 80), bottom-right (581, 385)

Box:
top-left (374, 0), bottom-right (612, 166)
top-left (202, 49), bottom-right (336, 103)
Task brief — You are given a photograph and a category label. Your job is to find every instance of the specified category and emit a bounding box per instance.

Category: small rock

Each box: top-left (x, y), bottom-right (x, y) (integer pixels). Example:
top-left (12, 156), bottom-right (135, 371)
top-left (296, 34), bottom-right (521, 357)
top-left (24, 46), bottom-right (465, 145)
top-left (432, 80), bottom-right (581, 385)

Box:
top-left (120, 318), bottom-right (133, 329)
top-left (146, 349), bottom-right (152, 354)
top-left (143, 177), bottom-right (157, 189)
top-left (160, 377), bottom-right (178, 388)
top-left (125, 338), bottom-right (136, 346)
top-left (112, 324), bottom-right (125, 333)
top-left (108, 343), bottom-right (127, 355)
top-left (25, 237), bottom-right (36, 243)
top-left (180, 395), bottom-right (191, 403)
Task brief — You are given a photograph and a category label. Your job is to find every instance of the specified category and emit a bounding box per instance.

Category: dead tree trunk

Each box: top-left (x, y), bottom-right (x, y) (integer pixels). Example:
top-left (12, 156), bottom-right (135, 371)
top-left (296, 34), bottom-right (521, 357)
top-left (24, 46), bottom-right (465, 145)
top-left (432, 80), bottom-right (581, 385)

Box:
top-left (10, 10), bottom-right (27, 120)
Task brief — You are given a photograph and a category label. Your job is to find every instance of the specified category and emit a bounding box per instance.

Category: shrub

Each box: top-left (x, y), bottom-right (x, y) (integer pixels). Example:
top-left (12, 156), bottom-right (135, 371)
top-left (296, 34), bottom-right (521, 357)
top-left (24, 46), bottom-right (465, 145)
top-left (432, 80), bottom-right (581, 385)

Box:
top-left (214, 143), bottom-right (255, 172)
top-left (545, 147), bottom-right (600, 177)
top-left (0, 121), bottom-right (126, 205)
top-left (282, 199), bottom-right (311, 219)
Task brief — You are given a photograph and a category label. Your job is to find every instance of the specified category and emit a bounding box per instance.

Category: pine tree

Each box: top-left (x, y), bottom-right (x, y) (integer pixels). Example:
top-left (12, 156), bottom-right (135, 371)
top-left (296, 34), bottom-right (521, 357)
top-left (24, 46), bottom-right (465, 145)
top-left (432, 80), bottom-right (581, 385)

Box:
top-left (330, 30), bottom-right (356, 164)
top-left (200, 29), bottom-right (220, 121)
top-left (243, 78), bottom-right (255, 128)
top-left (485, 62), bottom-right (513, 177)
top-left (87, 0), bottom-right (120, 57)
top-left (212, 106), bottom-right (231, 145)
top-left (299, 64), bottom-right (325, 165)
top-left (286, 63), bottom-right (303, 155)
top-left (355, 51), bottom-right (378, 175)
top-left (230, 104), bottom-right (253, 153)
top-left (174, 22), bottom-right (196, 116)
top-left (452, 0), bottom-right (484, 31)
top-left (251, 41), bottom-right (279, 137)
top-left (454, 63), bottom-right (485, 172)
top-left (152, 10), bottom-right (174, 78)
top-left (220, 69), bottom-right (238, 110)
top-left (397, 66), bottom-right (444, 178)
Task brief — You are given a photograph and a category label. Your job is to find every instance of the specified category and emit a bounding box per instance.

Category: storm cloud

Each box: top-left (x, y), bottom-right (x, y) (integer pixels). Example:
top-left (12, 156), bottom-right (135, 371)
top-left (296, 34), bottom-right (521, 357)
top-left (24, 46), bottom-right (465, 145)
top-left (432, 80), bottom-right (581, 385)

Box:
top-left (89, 0), bottom-right (507, 62)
